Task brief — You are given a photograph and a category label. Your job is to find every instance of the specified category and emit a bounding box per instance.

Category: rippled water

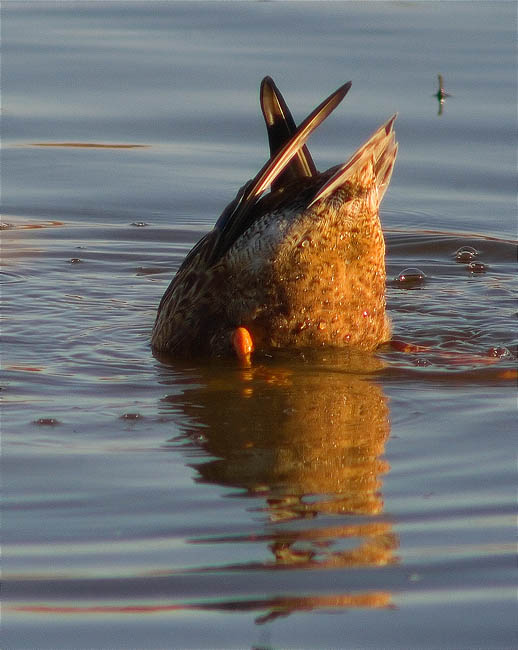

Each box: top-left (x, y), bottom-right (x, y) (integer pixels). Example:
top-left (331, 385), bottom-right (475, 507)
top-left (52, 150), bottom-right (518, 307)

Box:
top-left (2, 3), bottom-right (517, 649)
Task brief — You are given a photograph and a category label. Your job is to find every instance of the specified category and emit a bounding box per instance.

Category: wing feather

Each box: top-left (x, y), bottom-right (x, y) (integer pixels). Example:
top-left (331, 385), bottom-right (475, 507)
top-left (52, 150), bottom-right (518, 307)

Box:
top-left (211, 80), bottom-right (352, 265)
top-left (260, 76), bottom-right (317, 188)
top-left (309, 114), bottom-right (397, 207)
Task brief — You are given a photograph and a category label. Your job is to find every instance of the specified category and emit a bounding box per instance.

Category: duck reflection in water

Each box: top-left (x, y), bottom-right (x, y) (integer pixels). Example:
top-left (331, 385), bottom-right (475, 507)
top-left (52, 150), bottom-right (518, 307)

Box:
top-left (160, 351), bottom-right (397, 622)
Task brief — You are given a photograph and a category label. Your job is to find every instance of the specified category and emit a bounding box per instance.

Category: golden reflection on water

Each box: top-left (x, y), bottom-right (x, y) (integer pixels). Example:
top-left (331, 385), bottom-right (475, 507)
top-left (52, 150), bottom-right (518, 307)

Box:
top-left (7, 358), bottom-right (397, 624)
top-left (161, 351), bottom-right (398, 619)
top-left (11, 591), bottom-right (392, 622)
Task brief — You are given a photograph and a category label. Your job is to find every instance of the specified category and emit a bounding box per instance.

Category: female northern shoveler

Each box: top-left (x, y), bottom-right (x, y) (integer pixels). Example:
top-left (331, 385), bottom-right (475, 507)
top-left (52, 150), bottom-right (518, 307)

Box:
top-left (152, 77), bottom-right (397, 363)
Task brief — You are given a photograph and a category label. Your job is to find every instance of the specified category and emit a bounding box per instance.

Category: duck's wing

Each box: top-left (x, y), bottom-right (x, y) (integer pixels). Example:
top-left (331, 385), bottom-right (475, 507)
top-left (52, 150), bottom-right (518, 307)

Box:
top-left (156, 81), bottom-right (351, 317)
top-left (309, 113), bottom-right (398, 207)
top-left (210, 80), bottom-right (352, 265)
top-left (260, 76), bottom-right (317, 189)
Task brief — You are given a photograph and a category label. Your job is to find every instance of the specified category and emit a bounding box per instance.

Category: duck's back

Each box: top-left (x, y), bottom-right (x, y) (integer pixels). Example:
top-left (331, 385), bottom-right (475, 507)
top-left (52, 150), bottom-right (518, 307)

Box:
top-left (222, 165), bottom-right (391, 353)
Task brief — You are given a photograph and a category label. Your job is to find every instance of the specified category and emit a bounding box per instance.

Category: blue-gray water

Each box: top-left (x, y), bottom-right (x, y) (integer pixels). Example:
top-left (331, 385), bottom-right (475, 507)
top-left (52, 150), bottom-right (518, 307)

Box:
top-left (2, 2), bottom-right (517, 649)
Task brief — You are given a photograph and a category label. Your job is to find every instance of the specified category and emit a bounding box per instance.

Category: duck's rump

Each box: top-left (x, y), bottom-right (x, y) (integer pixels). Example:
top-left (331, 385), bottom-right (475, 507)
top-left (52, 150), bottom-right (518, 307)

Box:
top-left (220, 181), bottom-right (391, 354)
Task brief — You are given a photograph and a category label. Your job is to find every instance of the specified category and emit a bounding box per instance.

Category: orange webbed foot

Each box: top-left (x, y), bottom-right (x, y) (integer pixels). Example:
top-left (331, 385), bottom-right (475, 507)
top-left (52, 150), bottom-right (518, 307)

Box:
top-left (232, 327), bottom-right (254, 367)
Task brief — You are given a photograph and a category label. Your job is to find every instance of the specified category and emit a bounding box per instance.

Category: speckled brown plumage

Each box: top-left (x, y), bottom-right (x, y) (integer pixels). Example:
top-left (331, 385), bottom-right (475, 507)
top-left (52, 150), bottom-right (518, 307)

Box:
top-left (151, 77), bottom-right (397, 359)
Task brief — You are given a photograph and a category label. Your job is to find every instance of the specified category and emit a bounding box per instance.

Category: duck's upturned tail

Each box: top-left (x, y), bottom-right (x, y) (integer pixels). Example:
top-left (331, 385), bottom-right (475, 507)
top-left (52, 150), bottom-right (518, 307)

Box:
top-left (309, 114), bottom-right (398, 208)
top-left (260, 76), bottom-right (317, 188)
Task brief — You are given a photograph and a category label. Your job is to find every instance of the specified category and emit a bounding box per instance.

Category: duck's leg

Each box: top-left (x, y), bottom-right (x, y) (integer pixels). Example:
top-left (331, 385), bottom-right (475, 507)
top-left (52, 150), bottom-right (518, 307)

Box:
top-left (231, 326), bottom-right (255, 366)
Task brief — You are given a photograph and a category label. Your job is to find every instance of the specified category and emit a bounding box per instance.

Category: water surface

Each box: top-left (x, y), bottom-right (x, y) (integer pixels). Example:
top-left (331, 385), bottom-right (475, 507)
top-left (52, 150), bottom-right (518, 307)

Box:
top-left (2, 2), bottom-right (517, 649)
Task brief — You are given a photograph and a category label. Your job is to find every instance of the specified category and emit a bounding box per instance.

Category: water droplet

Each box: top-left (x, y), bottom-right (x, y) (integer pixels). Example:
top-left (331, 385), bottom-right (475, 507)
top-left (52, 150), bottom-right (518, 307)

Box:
top-left (131, 221), bottom-right (148, 227)
top-left (34, 418), bottom-right (61, 426)
top-left (362, 310), bottom-right (369, 318)
top-left (69, 258), bottom-right (82, 264)
top-left (318, 321), bottom-right (326, 330)
top-left (300, 238), bottom-right (311, 248)
top-left (394, 268), bottom-right (426, 285)
top-left (455, 246), bottom-right (479, 263)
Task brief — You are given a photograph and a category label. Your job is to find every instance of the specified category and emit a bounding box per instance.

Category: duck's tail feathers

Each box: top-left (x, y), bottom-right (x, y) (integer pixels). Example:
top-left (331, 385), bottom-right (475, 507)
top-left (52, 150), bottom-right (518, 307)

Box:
top-left (211, 81), bottom-right (352, 264)
top-left (251, 81), bottom-right (352, 199)
top-left (309, 113), bottom-right (398, 208)
top-left (260, 76), bottom-right (318, 187)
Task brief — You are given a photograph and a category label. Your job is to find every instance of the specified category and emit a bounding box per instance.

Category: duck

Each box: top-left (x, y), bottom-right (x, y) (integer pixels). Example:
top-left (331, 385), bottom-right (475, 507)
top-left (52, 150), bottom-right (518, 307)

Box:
top-left (152, 77), bottom-right (397, 364)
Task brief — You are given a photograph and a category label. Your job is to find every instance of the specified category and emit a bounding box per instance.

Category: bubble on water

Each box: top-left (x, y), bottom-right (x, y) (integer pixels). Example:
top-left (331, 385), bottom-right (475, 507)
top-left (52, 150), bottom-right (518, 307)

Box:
top-left (394, 268), bottom-right (426, 286)
top-left (487, 347), bottom-right (513, 359)
top-left (413, 358), bottom-right (432, 367)
top-left (455, 246), bottom-right (479, 263)
top-left (467, 261), bottom-right (487, 273)
top-left (34, 417), bottom-right (61, 426)
top-left (131, 221), bottom-right (148, 227)
top-left (120, 412), bottom-right (143, 420)
top-left (69, 258), bottom-right (83, 264)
